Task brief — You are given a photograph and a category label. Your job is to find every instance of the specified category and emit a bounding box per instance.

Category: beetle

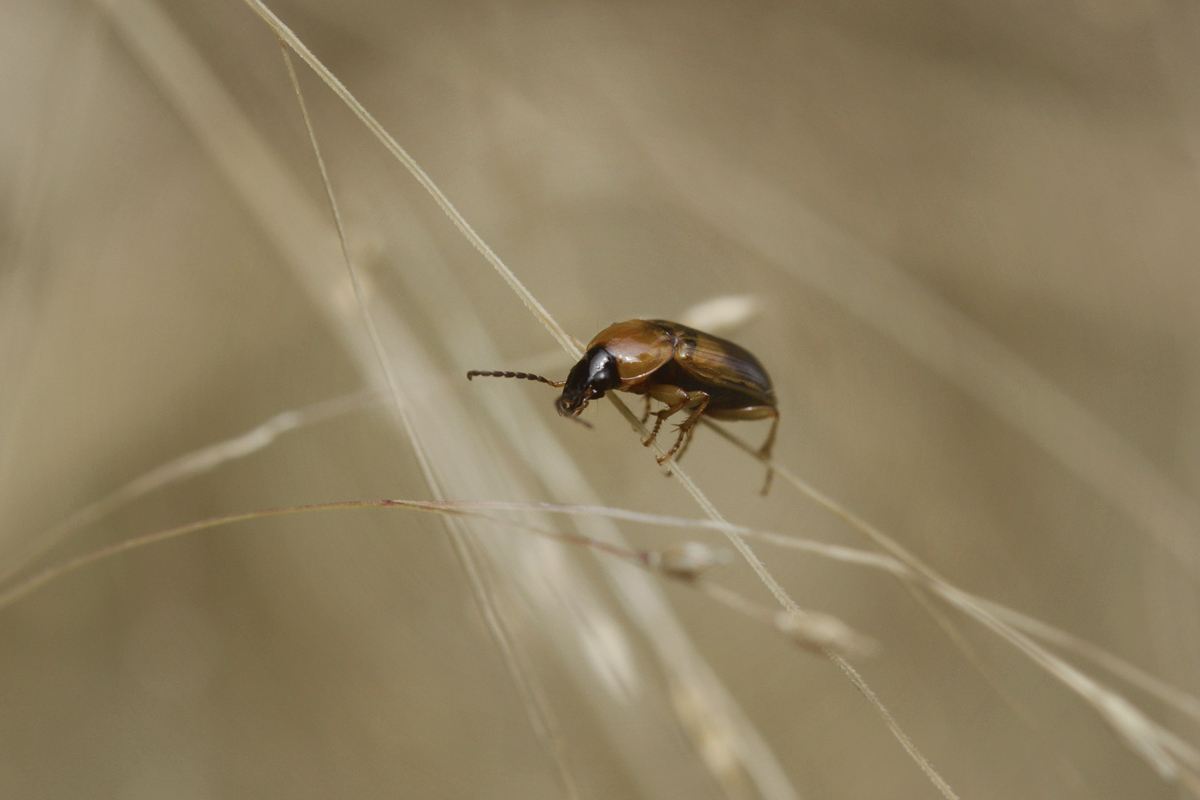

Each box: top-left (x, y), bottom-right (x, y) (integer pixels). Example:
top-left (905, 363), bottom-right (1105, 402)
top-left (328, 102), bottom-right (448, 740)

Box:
top-left (467, 319), bottom-right (780, 493)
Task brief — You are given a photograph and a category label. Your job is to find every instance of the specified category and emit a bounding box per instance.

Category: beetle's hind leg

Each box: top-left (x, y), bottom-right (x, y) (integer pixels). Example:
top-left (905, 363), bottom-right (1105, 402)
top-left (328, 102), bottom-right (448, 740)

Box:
top-left (705, 404), bottom-right (781, 494)
top-left (757, 409), bottom-right (781, 495)
top-left (673, 421), bottom-right (699, 463)
top-left (639, 395), bottom-right (652, 425)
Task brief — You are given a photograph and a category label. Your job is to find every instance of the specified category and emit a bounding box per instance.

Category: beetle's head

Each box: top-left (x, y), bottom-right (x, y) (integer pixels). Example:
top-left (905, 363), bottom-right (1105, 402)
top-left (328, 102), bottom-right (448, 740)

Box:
top-left (556, 346), bottom-right (621, 417)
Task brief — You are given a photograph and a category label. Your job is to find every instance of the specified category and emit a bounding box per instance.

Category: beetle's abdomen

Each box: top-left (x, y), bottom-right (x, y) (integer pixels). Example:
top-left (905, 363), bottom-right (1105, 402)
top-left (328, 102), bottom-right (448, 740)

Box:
top-left (645, 320), bottom-right (775, 410)
top-left (677, 335), bottom-right (773, 404)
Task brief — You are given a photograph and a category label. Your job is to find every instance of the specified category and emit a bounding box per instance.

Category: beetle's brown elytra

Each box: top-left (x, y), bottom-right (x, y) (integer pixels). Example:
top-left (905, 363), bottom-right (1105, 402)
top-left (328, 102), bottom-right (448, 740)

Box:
top-left (467, 319), bottom-right (780, 493)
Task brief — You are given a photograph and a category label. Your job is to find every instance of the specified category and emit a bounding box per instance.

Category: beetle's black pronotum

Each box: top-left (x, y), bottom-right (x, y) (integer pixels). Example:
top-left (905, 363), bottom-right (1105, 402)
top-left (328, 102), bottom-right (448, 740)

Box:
top-left (468, 319), bottom-right (780, 493)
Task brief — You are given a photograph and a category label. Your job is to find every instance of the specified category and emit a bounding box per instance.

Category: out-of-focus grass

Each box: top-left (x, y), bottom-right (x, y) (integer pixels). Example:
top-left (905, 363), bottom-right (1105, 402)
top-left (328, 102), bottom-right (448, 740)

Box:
top-left (2, 0), bottom-right (1199, 798)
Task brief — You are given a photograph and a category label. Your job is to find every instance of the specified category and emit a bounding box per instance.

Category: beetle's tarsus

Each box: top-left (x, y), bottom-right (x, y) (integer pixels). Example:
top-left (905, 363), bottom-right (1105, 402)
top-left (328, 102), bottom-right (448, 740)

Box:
top-left (759, 466), bottom-right (775, 495)
top-left (659, 427), bottom-right (689, 464)
top-left (643, 412), bottom-right (668, 447)
top-left (675, 426), bottom-right (696, 462)
top-left (757, 410), bottom-right (780, 496)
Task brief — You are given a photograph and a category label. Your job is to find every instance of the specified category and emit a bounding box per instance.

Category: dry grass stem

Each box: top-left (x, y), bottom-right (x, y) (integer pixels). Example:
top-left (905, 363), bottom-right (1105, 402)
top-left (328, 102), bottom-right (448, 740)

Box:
top-left (0, 497), bottom-right (871, 658)
top-left (0, 390), bottom-right (381, 585)
top-left (87, 0), bottom-right (785, 794)
top-left (250, 1), bottom-right (954, 794)
top-left (628, 119), bottom-right (1200, 585)
top-left (244, 0), bottom-right (582, 360)
top-left (7, 0), bottom-right (1194, 797)
top-left (278, 39), bottom-right (584, 798)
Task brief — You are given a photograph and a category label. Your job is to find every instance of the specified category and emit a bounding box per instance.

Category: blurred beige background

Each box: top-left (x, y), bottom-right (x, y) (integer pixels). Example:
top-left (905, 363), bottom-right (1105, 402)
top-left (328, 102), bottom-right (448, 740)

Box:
top-left (2, 0), bottom-right (1200, 797)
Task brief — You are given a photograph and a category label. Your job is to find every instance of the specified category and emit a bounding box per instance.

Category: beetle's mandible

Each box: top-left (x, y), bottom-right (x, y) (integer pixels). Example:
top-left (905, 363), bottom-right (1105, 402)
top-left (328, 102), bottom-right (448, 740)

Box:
top-left (467, 319), bottom-right (780, 493)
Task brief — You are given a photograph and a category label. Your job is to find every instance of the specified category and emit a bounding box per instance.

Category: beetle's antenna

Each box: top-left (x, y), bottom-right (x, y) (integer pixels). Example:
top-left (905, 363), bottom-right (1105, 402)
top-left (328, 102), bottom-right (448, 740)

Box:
top-left (466, 370), bottom-right (566, 388)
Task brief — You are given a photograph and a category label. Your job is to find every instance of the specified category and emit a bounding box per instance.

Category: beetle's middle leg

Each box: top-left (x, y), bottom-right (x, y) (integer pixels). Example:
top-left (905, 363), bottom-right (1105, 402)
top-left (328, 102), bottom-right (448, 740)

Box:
top-left (674, 422), bottom-right (699, 463)
top-left (639, 390), bottom-right (709, 466)
top-left (639, 394), bottom-right (652, 426)
top-left (660, 395), bottom-right (709, 464)
top-left (642, 401), bottom-right (684, 449)
top-left (642, 386), bottom-right (710, 463)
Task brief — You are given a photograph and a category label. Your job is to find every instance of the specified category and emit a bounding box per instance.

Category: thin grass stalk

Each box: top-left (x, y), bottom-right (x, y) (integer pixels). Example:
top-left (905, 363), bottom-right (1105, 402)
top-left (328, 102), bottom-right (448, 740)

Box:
top-left (242, 1), bottom-right (962, 795)
top-left (91, 1), bottom-right (771, 795)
